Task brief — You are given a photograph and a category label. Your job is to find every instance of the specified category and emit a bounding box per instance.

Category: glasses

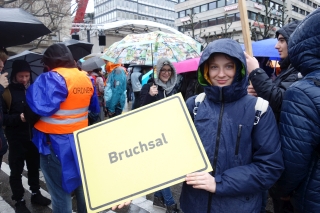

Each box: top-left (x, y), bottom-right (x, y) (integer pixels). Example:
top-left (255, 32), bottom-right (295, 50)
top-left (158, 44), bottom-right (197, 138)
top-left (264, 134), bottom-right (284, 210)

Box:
top-left (160, 69), bottom-right (172, 74)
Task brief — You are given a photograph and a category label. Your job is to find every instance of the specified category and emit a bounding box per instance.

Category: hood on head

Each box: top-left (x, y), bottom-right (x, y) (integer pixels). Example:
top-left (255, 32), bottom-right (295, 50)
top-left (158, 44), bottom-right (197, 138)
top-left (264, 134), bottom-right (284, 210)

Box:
top-left (198, 38), bottom-right (246, 87)
top-left (155, 57), bottom-right (177, 93)
top-left (10, 60), bottom-right (33, 83)
top-left (42, 43), bottom-right (76, 70)
top-left (106, 61), bottom-right (121, 73)
top-left (276, 20), bottom-right (301, 43)
top-left (132, 66), bottom-right (142, 73)
top-left (288, 8), bottom-right (320, 76)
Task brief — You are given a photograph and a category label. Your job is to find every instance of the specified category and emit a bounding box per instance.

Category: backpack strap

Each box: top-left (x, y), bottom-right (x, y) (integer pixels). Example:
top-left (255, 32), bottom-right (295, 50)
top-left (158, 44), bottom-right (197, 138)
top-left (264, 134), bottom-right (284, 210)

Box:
top-left (254, 97), bottom-right (269, 125)
top-left (2, 88), bottom-right (11, 112)
top-left (193, 92), bottom-right (206, 117)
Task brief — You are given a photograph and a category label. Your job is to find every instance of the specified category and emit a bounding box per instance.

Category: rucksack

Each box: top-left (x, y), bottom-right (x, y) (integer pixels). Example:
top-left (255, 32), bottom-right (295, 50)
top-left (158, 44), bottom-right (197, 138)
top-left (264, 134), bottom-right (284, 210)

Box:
top-left (193, 93), bottom-right (269, 125)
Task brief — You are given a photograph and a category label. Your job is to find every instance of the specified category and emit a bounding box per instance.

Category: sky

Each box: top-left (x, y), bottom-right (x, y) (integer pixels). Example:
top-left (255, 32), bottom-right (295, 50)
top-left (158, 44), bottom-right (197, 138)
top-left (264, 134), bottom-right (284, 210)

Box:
top-left (86, 0), bottom-right (94, 13)
top-left (71, 0), bottom-right (94, 14)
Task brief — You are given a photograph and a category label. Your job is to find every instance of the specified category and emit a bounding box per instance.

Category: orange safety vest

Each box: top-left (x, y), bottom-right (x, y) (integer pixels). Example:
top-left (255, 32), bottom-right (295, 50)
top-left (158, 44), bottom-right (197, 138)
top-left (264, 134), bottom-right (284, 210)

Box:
top-left (34, 67), bottom-right (94, 134)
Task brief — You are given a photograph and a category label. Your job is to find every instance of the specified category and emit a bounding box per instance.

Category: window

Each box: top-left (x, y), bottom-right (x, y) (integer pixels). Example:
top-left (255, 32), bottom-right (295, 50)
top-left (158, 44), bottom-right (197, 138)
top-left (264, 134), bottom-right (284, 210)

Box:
top-left (292, 5), bottom-right (298, 12)
top-left (193, 6), bottom-right (200, 14)
top-left (313, 3), bottom-right (318, 8)
top-left (179, 10), bottom-right (186, 18)
top-left (227, 14), bottom-right (235, 22)
top-left (307, 0), bottom-right (312, 6)
top-left (208, 18), bottom-right (216, 26)
top-left (300, 9), bottom-right (305, 15)
top-left (201, 4), bottom-right (208, 12)
top-left (217, 0), bottom-right (226, 8)
top-left (235, 12), bottom-right (240, 21)
top-left (226, 0), bottom-right (235, 6)
top-left (217, 16), bottom-right (225, 24)
top-left (186, 9), bottom-right (192, 16)
top-left (209, 2), bottom-right (217, 10)
top-left (248, 11), bottom-right (257, 20)
top-left (201, 20), bottom-right (208, 28)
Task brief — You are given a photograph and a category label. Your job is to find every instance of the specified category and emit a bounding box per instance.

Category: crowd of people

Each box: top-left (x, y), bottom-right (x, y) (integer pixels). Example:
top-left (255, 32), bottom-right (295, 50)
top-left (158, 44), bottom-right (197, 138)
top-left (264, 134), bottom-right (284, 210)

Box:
top-left (0, 7), bottom-right (319, 213)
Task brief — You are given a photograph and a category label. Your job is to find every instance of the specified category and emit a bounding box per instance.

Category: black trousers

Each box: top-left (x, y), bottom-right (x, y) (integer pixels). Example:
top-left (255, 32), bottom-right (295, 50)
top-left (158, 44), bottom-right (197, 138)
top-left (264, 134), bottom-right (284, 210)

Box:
top-left (8, 139), bottom-right (40, 201)
top-left (272, 197), bottom-right (294, 213)
top-left (133, 91), bottom-right (141, 110)
top-left (0, 155), bottom-right (3, 168)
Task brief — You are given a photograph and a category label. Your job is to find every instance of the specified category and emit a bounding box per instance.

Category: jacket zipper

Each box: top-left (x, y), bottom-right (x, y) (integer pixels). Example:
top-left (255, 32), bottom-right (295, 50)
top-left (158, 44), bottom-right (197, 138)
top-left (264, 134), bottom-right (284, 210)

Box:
top-left (235, 125), bottom-right (242, 155)
top-left (207, 88), bottom-right (225, 213)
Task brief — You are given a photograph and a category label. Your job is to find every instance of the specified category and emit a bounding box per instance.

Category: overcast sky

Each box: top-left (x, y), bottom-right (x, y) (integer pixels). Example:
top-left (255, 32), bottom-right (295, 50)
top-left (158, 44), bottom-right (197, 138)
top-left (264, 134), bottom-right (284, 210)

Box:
top-left (71, 0), bottom-right (94, 15)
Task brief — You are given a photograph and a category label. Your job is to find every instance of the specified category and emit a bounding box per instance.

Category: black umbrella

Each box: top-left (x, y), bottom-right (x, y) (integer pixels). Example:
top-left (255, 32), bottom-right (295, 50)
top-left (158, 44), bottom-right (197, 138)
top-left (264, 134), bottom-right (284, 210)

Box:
top-left (0, 8), bottom-right (51, 48)
top-left (3, 50), bottom-right (44, 81)
top-left (61, 39), bottom-right (93, 62)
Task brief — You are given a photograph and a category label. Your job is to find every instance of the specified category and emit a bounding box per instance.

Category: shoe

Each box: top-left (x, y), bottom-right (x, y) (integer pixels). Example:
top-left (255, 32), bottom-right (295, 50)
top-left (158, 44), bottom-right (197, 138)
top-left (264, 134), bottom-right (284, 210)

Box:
top-left (153, 196), bottom-right (166, 209)
top-left (166, 203), bottom-right (180, 213)
top-left (15, 200), bottom-right (31, 213)
top-left (31, 191), bottom-right (51, 206)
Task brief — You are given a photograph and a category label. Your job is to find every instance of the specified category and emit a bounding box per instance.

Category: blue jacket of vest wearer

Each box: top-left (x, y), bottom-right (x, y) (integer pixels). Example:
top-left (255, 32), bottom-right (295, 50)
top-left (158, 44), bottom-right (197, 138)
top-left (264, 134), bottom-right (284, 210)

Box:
top-left (26, 71), bottom-right (100, 193)
top-left (180, 39), bottom-right (284, 213)
top-left (277, 8), bottom-right (320, 213)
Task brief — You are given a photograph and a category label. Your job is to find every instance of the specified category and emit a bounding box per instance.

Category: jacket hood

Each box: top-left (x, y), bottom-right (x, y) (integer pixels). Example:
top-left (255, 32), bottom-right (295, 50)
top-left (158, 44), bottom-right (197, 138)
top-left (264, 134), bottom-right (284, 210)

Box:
top-left (42, 43), bottom-right (76, 70)
top-left (276, 20), bottom-right (301, 43)
top-left (106, 61), bottom-right (121, 73)
top-left (198, 38), bottom-right (247, 103)
top-left (288, 8), bottom-right (320, 76)
top-left (10, 60), bottom-right (33, 83)
top-left (155, 57), bottom-right (177, 94)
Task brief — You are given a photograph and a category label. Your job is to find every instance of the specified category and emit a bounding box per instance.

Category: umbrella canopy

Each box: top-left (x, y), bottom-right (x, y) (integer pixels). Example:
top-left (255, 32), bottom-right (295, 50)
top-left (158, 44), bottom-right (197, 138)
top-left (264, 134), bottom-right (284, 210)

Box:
top-left (101, 31), bottom-right (202, 65)
top-left (241, 38), bottom-right (280, 60)
top-left (3, 50), bottom-right (44, 81)
top-left (61, 39), bottom-right (93, 62)
top-left (173, 57), bottom-right (200, 74)
top-left (141, 69), bottom-right (153, 85)
top-left (0, 8), bottom-right (51, 48)
top-left (81, 56), bottom-right (105, 71)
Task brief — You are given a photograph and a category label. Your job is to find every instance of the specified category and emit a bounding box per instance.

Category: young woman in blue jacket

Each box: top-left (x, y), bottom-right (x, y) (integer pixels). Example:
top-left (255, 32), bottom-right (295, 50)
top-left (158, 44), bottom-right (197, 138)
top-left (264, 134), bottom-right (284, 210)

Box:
top-left (180, 39), bottom-right (284, 213)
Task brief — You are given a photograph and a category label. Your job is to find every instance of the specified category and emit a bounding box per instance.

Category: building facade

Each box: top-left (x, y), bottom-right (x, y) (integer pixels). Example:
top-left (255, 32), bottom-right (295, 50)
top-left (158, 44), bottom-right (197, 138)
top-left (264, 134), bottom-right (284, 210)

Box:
top-left (94, 0), bottom-right (177, 28)
top-left (175, 0), bottom-right (320, 44)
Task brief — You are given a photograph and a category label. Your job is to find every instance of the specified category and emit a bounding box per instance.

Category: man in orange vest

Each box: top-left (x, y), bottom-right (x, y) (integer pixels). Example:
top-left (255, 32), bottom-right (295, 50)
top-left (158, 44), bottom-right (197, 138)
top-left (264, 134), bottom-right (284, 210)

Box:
top-left (26, 43), bottom-right (100, 213)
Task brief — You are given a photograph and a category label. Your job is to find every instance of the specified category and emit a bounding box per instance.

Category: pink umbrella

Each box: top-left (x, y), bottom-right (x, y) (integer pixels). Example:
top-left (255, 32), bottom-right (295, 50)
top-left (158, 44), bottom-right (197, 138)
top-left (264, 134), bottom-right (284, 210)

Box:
top-left (173, 57), bottom-right (200, 74)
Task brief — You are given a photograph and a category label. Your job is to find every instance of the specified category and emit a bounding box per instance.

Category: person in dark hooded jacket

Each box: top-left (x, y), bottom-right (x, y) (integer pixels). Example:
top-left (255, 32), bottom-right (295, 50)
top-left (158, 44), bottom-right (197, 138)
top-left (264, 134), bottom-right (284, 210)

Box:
top-left (0, 48), bottom-right (9, 168)
top-left (2, 60), bottom-right (51, 213)
top-left (246, 20), bottom-right (301, 123)
top-left (140, 57), bottom-right (180, 213)
top-left (245, 20), bottom-right (301, 213)
top-left (277, 8), bottom-right (320, 213)
top-left (180, 39), bottom-right (284, 213)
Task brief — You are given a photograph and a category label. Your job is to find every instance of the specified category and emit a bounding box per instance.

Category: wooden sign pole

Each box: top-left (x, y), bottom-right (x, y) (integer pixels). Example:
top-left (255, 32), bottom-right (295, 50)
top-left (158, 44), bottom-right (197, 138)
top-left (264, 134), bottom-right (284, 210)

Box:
top-left (238, 0), bottom-right (253, 56)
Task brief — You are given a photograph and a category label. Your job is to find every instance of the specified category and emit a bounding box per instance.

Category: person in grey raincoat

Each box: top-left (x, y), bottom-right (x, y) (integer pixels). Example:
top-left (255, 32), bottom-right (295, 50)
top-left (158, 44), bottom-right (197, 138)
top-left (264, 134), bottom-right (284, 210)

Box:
top-left (180, 39), bottom-right (284, 213)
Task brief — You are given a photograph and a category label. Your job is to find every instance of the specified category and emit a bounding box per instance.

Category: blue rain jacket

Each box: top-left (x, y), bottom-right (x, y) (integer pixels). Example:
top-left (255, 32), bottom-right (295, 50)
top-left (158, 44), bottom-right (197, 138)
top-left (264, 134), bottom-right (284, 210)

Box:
top-left (180, 39), bottom-right (284, 213)
top-left (277, 8), bottom-right (320, 212)
top-left (26, 71), bottom-right (100, 193)
top-left (104, 67), bottom-right (127, 113)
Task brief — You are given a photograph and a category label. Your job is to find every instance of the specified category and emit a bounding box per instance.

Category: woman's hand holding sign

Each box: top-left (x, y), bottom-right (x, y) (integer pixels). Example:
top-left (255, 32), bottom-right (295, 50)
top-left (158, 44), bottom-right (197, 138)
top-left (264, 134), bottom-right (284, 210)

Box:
top-left (111, 200), bottom-right (131, 210)
top-left (185, 172), bottom-right (217, 193)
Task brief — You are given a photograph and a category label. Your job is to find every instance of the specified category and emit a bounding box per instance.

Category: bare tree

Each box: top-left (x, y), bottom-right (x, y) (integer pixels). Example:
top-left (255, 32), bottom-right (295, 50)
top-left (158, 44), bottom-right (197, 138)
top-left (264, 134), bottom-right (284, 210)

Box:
top-left (180, 12), bottom-right (235, 48)
top-left (249, 0), bottom-right (289, 41)
top-left (0, 0), bottom-right (78, 49)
